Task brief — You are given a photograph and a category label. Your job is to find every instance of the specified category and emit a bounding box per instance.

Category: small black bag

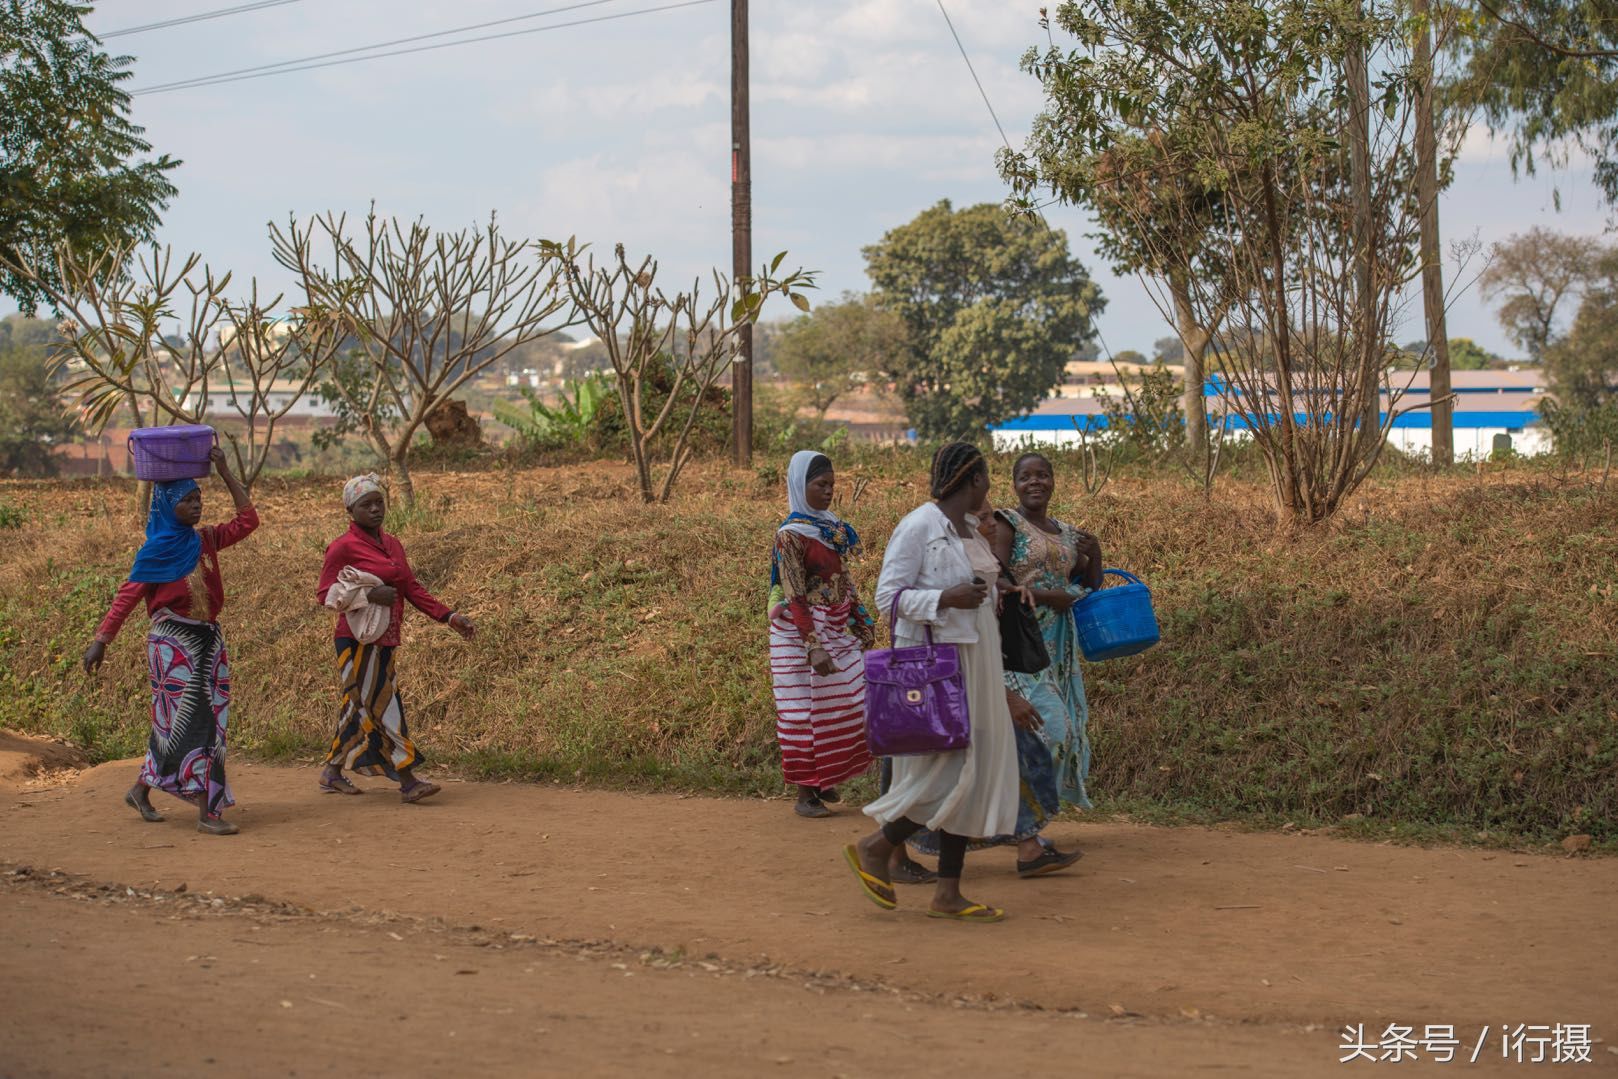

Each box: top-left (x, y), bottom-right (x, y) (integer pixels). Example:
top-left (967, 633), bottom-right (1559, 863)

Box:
top-left (996, 562), bottom-right (1051, 675)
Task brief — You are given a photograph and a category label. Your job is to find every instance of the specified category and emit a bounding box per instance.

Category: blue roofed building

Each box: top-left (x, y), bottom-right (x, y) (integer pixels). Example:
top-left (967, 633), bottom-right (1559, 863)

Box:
top-left (989, 368), bottom-right (1551, 459)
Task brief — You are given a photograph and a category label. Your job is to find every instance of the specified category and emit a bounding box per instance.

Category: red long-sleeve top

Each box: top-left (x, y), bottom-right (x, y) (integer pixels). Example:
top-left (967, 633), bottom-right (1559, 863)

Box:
top-left (316, 522), bottom-right (453, 648)
top-left (94, 506), bottom-right (260, 644)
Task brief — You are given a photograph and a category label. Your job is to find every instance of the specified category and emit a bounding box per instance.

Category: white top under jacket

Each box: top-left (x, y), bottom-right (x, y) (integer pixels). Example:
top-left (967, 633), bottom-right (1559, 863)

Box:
top-left (873, 501), bottom-right (998, 645)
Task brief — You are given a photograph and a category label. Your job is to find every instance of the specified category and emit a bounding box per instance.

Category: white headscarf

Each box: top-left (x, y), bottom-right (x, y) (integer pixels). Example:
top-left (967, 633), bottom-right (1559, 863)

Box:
top-left (343, 472), bottom-right (384, 510)
top-left (779, 450), bottom-right (842, 541)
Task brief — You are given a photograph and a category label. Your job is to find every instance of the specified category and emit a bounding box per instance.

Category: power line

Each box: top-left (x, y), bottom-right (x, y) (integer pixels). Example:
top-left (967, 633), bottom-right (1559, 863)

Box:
top-left (933, 0), bottom-right (1056, 234)
top-left (134, 0), bottom-right (714, 95)
top-left (136, 0), bottom-right (626, 94)
top-left (101, 0), bottom-right (304, 39)
top-left (934, 0), bottom-right (1012, 153)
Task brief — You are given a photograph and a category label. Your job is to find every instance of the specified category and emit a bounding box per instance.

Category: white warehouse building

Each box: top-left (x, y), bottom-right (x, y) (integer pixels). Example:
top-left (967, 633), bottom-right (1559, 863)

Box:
top-left (990, 370), bottom-right (1551, 459)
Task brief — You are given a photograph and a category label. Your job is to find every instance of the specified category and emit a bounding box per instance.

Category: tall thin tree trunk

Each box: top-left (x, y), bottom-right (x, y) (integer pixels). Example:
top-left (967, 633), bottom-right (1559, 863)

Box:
top-left (1347, 24), bottom-right (1381, 449)
top-left (127, 393), bottom-right (150, 517)
top-left (390, 446), bottom-right (415, 509)
top-left (1172, 274), bottom-right (1209, 458)
top-left (369, 422), bottom-right (405, 505)
top-left (1413, 0), bottom-right (1453, 466)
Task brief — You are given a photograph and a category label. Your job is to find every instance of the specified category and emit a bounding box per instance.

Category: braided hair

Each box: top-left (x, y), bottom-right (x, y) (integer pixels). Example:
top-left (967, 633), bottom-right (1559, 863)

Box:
top-left (930, 441), bottom-right (987, 500)
top-left (1012, 451), bottom-right (1053, 481)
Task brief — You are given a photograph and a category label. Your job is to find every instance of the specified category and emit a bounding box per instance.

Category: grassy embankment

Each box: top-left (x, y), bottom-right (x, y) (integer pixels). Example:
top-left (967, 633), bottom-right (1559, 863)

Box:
top-left (1, 451), bottom-right (1614, 844)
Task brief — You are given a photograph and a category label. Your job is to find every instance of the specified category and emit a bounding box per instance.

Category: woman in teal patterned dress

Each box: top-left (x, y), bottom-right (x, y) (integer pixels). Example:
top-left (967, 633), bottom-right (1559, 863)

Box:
top-left (988, 452), bottom-right (1103, 810)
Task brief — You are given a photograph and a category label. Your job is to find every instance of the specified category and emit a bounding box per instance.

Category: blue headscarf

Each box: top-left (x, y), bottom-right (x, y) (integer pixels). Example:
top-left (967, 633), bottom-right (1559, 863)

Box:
top-left (129, 479), bottom-right (203, 583)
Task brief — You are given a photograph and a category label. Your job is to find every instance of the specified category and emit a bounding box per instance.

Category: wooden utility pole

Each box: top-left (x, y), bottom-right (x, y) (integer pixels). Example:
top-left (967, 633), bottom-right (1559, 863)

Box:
top-left (1413, 0), bottom-right (1453, 466)
top-left (730, 0), bottom-right (753, 466)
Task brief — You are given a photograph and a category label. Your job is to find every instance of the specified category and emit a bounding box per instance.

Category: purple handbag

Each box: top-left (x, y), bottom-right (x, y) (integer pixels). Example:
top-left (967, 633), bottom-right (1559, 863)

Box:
top-left (864, 589), bottom-right (971, 757)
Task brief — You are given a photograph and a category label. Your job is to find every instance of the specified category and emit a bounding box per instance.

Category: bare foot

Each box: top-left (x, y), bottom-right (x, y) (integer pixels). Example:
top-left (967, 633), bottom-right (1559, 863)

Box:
top-left (852, 835), bottom-right (897, 906)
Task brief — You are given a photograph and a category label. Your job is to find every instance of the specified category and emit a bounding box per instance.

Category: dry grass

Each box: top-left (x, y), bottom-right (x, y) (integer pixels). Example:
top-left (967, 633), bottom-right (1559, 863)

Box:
top-left (1, 451), bottom-right (1614, 841)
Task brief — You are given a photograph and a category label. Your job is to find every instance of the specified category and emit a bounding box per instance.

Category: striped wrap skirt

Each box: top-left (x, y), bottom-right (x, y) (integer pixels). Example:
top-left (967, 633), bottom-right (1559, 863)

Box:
top-left (768, 600), bottom-right (871, 789)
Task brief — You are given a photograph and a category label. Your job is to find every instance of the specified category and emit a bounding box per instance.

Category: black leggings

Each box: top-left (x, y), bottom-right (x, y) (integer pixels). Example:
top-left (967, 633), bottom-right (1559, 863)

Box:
top-left (882, 818), bottom-right (967, 879)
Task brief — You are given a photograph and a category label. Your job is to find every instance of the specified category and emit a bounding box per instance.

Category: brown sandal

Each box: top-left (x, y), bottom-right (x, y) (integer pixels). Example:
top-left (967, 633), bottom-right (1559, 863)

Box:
top-left (400, 780), bottom-right (441, 804)
top-left (319, 773), bottom-right (362, 795)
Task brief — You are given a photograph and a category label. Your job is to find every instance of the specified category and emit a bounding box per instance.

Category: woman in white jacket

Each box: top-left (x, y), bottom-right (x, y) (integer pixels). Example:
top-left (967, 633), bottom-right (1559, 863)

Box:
top-left (843, 442), bottom-right (1024, 923)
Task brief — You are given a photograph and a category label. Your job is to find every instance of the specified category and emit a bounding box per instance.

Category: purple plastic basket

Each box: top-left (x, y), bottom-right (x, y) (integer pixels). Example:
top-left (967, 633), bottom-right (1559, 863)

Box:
top-left (128, 425), bottom-right (217, 482)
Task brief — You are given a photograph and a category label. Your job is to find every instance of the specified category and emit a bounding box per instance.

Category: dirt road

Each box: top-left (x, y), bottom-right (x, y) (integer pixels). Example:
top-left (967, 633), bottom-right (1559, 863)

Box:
top-left (2, 755), bottom-right (1614, 1077)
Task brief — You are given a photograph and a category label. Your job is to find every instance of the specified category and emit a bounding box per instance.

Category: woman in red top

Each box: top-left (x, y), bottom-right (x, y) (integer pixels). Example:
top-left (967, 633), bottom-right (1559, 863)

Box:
top-left (315, 474), bottom-right (475, 803)
top-left (82, 448), bottom-right (258, 835)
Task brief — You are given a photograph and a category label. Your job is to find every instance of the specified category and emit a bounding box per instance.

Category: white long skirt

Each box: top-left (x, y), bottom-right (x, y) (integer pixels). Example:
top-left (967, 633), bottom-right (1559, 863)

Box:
top-left (861, 599), bottom-right (1019, 839)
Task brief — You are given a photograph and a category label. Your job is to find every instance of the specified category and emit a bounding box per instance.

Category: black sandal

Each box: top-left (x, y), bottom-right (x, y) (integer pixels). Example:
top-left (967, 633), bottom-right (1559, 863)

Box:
top-left (794, 797), bottom-right (833, 819)
top-left (1017, 846), bottom-right (1083, 879)
top-left (890, 853), bottom-right (938, 885)
top-left (125, 789), bottom-right (164, 823)
top-left (197, 815), bottom-right (239, 836)
top-left (815, 787), bottom-right (841, 804)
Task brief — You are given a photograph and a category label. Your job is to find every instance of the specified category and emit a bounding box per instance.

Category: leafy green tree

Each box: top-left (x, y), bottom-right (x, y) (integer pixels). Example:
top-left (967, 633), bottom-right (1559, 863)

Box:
top-left (1540, 261), bottom-right (1618, 457)
top-left (862, 200), bottom-right (1103, 441)
top-left (1001, 1), bottom-right (1455, 522)
top-left (1478, 228), bottom-right (1614, 359)
top-left (772, 292), bottom-right (904, 419)
top-left (1446, 336), bottom-right (1499, 369)
top-left (1448, 0), bottom-right (1618, 208)
top-left (1005, 114), bottom-right (1234, 455)
top-left (0, 311), bottom-right (54, 349)
top-left (0, 338), bottom-right (78, 475)
top-left (0, 0), bottom-right (179, 309)
top-left (1153, 335), bottom-right (1186, 364)
top-left (1543, 256), bottom-right (1618, 407)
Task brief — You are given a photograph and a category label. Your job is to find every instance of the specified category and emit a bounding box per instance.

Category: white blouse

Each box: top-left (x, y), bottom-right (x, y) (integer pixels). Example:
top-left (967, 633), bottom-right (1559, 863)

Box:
top-left (873, 502), bottom-right (997, 644)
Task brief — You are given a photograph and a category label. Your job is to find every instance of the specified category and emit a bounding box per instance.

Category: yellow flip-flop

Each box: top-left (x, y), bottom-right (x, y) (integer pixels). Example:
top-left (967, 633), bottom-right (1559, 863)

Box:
top-left (926, 903), bottom-right (1005, 924)
top-left (842, 844), bottom-right (897, 910)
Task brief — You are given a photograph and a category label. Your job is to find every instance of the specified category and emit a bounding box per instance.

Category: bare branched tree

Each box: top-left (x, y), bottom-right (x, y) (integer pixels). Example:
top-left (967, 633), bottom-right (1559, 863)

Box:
top-left (216, 282), bottom-right (345, 489)
top-left (1, 241), bottom-right (350, 495)
top-left (271, 209), bottom-right (576, 504)
top-left (4, 240), bottom-right (230, 432)
top-left (559, 242), bottom-right (816, 503)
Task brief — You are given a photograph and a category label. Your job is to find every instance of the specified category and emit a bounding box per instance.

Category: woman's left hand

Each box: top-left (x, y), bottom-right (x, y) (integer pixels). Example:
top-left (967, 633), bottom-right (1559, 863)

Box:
top-left (1075, 531), bottom-right (1102, 573)
top-left (448, 612), bottom-right (476, 640)
top-left (208, 446), bottom-right (231, 475)
top-left (1008, 691), bottom-right (1042, 732)
top-left (1038, 587), bottom-right (1077, 613)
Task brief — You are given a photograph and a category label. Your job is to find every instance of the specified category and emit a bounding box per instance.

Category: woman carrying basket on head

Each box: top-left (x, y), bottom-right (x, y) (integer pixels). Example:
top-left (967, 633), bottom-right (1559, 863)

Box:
top-left (315, 474), bottom-right (475, 804)
top-left (83, 448), bottom-right (257, 835)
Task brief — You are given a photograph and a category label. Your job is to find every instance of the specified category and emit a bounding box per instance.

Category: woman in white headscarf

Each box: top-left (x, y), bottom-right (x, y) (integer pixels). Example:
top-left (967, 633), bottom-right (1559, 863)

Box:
top-left (768, 451), bottom-right (875, 818)
top-left (314, 474), bottom-right (475, 803)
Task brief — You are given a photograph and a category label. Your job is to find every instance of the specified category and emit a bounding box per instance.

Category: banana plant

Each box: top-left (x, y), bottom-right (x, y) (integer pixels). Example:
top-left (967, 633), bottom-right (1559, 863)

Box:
top-left (493, 371), bottom-right (614, 446)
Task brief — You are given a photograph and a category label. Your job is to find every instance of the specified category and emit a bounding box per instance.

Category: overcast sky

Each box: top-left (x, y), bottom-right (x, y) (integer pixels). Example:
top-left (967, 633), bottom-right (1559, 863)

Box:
top-left (18, 0), bottom-right (1613, 359)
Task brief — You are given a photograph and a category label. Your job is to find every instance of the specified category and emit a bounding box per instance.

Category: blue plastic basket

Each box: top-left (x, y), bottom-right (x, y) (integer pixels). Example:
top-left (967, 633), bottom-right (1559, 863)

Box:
top-left (1072, 569), bottom-right (1160, 661)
